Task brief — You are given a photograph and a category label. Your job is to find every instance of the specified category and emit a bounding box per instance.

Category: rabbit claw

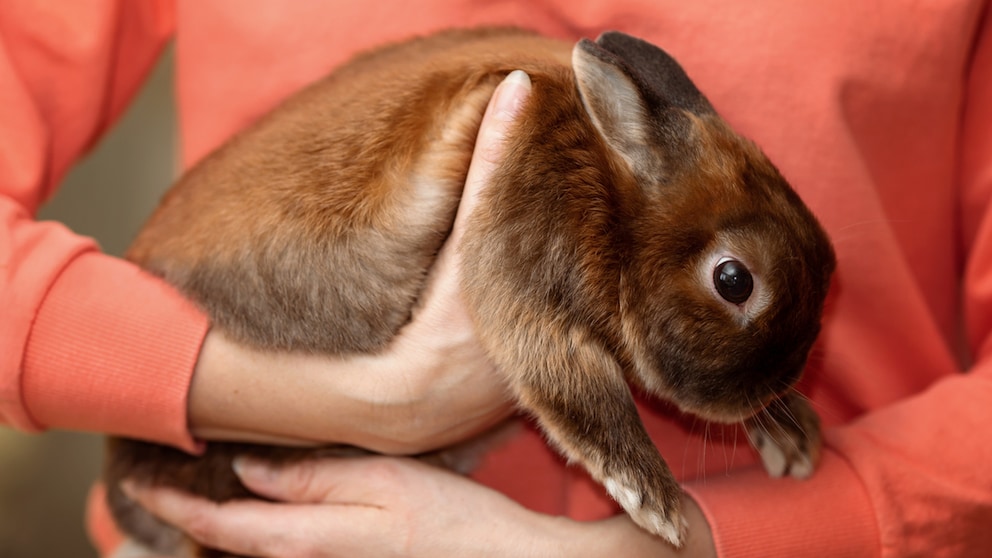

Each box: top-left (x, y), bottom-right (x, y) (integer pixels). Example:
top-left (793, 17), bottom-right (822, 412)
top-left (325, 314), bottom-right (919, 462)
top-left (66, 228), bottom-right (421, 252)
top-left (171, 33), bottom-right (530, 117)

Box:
top-left (745, 392), bottom-right (822, 479)
top-left (600, 456), bottom-right (687, 546)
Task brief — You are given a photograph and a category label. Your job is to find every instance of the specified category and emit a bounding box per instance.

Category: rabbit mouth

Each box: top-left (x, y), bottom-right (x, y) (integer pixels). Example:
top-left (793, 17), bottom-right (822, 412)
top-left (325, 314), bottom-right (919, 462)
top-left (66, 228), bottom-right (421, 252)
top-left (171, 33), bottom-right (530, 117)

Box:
top-left (678, 391), bottom-right (780, 424)
top-left (690, 405), bottom-right (757, 424)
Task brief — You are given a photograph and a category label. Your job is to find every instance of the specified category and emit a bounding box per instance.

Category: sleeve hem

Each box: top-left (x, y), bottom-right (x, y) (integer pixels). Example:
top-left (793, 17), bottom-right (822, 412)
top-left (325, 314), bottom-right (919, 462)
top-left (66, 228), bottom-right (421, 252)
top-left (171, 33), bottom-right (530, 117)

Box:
top-left (684, 448), bottom-right (880, 558)
top-left (20, 251), bottom-right (208, 452)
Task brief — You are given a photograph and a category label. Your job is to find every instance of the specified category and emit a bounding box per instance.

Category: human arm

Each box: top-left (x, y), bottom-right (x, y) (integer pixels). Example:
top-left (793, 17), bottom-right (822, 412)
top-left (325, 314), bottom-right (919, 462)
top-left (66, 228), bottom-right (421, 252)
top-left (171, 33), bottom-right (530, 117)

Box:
top-left (184, 142), bottom-right (514, 451)
top-left (0, 0), bottom-right (207, 449)
top-left (177, 88), bottom-right (536, 457)
top-left (1, 0), bottom-right (512, 456)
top-left (123, 454), bottom-right (717, 558)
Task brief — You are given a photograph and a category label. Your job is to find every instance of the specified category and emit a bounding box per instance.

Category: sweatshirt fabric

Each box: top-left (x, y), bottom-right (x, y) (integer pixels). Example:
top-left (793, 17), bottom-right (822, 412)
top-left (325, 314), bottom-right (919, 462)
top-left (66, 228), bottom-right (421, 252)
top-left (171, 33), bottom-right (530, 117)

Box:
top-left (2, 1), bottom-right (991, 556)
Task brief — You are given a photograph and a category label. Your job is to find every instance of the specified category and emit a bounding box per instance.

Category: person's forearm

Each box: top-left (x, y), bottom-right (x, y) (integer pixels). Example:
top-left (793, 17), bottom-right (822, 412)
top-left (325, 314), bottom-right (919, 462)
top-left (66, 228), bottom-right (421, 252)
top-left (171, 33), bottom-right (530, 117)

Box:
top-left (187, 328), bottom-right (511, 453)
top-left (559, 497), bottom-right (716, 558)
top-left (187, 71), bottom-right (530, 455)
top-left (500, 495), bottom-right (715, 558)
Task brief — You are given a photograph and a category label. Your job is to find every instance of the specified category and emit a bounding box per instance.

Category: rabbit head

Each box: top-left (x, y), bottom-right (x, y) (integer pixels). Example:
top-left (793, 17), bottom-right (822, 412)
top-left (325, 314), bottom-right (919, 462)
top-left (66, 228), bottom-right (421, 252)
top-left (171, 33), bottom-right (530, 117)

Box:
top-left (573, 32), bottom-right (836, 423)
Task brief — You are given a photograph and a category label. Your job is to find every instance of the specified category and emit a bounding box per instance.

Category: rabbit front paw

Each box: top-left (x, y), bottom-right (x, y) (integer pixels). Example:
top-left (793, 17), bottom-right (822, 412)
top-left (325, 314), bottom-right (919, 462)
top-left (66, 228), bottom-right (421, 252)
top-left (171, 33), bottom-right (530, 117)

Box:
top-left (600, 456), bottom-right (687, 546)
top-left (745, 392), bottom-right (822, 479)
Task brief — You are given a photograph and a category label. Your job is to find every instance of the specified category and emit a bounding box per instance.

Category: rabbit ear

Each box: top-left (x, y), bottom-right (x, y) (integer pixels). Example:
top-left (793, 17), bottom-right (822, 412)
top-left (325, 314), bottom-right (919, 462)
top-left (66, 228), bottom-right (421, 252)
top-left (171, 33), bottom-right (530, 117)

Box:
top-left (573, 38), bottom-right (655, 178)
top-left (592, 31), bottom-right (713, 117)
top-left (572, 32), bottom-right (713, 181)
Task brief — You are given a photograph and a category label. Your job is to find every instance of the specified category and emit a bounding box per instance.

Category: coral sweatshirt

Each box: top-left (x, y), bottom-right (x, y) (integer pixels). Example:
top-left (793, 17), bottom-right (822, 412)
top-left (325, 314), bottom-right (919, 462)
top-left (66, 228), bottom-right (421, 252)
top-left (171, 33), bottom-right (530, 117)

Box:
top-left (3, 0), bottom-right (992, 556)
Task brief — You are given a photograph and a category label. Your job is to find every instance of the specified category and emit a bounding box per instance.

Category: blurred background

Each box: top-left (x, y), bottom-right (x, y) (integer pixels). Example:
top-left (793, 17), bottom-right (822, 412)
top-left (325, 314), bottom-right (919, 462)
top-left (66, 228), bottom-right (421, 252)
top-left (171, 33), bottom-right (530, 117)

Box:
top-left (0, 46), bottom-right (177, 558)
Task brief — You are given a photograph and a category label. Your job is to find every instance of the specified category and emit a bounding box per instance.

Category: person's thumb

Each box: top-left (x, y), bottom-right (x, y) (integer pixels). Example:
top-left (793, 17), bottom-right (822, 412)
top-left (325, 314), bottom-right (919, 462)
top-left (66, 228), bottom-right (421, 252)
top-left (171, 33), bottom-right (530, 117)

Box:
top-left (400, 70), bottom-right (532, 331)
top-left (448, 70), bottom-right (532, 243)
top-left (232, 456), bottom-right (343, 503)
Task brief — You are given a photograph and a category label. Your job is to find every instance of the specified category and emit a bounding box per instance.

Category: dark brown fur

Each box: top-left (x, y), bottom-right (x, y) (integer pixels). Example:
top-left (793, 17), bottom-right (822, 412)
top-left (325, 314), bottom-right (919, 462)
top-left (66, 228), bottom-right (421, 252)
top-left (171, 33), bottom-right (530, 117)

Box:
top-left (105, 28), bottom-right (834, 555)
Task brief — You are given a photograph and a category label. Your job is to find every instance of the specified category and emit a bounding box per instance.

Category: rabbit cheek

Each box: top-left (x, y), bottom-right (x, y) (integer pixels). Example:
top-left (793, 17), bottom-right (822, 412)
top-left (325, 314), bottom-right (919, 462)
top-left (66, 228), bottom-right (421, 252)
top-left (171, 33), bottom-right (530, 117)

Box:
top-left (626, 293), bottom-right (805, 424)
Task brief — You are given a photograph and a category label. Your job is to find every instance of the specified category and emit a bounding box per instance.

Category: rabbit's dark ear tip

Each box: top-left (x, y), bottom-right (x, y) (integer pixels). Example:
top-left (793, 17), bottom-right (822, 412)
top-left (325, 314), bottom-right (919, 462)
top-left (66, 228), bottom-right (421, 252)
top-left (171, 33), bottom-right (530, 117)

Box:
top-left (575, 36), bottom-right (618, 66)
top-left (594, 30), bottom-right (628, 44)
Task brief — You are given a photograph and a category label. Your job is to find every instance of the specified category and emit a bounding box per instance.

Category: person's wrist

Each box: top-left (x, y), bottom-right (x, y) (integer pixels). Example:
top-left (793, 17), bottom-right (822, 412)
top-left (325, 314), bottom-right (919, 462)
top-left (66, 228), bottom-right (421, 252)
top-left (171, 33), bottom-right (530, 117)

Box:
top-left (186, 328), bottom-right (491, 453)
top-left (467, 504), bottom-right (590, 558)
top-left (187, 329), bottom-right (343, 447)
top-left (545, 496), bottom-right (716, 558)
top-left (680, 494), bottom-right (717, 557)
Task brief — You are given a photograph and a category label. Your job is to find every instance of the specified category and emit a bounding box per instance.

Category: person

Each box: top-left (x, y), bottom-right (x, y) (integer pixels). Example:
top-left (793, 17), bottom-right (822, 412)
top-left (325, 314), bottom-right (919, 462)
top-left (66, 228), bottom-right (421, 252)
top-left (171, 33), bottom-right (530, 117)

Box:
top-left (3, 0), bottom-right (992, 556)
top-left (0, 0), bottom-right (514, 548)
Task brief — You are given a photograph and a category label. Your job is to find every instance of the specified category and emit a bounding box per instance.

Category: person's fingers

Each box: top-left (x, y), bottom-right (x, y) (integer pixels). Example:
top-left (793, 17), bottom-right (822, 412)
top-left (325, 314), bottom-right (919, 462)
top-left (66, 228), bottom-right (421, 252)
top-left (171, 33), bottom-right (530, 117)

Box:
top-left (232, 455), bottom-right (419, 505)
top-left (377, 71), bottom-right (532, 426)
top-left (232, 456), bottom-right (339, 503)
top-left (409, 70), bottom-right (532, 333)
top-left (122, 480), bottom-right (377, 557)
top-left (448, 69), bottom-right (532, 245)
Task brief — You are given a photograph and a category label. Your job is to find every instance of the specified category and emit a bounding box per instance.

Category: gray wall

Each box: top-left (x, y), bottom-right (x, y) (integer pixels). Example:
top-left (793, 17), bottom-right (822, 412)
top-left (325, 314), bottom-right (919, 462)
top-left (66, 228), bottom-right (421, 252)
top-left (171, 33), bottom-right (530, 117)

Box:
top-left (0, 46), bottom-right (177, 558)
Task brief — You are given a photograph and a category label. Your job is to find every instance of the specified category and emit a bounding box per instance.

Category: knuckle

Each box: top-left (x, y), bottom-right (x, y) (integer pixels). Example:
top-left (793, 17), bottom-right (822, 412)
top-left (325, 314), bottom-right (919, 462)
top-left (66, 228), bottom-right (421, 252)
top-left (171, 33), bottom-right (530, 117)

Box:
top-left (182, 507), bottom-right (220, 546)
top-left (364, 458), bottom-right (407, 488)
top-left (287, 459), bottom-right (322, 498)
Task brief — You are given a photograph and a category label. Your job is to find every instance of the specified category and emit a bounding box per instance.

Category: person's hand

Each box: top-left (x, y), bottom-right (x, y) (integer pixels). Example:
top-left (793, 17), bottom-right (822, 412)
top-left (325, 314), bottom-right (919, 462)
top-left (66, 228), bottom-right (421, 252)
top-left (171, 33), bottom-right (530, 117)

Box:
top-left (185, 70), bottom-right (534, 454)
top-left (122, 454), bottom-right (716, 558)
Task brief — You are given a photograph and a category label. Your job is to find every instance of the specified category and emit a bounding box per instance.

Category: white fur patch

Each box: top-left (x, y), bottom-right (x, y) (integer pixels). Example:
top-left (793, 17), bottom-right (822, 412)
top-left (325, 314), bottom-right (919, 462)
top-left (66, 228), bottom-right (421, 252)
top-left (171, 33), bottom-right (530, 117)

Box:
top-left (644, 509), bottom-right (684, 547)
top-left (605, 476), bottom-right (684, 545)
top-left (789, 454), bottom-right (815, 479)
top-left (757, 435), bottom-right (789, 478)
top-left (604, 477), bottom-right (642, 511)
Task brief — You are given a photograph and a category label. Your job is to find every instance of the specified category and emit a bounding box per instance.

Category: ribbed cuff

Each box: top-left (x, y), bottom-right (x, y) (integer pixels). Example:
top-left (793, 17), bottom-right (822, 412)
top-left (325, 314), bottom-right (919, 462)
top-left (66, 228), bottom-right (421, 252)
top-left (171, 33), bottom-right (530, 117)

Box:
top-left (684, 449), bottom-right (880, 557)
top-left (21, 251), bottom-right (208, 452)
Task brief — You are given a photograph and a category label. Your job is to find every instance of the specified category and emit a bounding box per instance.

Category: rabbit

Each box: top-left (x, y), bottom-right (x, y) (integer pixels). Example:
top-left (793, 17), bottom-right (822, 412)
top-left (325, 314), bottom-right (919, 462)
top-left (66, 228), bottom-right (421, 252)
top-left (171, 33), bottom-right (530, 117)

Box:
top-left (104, 27), bottom-right (836, 556)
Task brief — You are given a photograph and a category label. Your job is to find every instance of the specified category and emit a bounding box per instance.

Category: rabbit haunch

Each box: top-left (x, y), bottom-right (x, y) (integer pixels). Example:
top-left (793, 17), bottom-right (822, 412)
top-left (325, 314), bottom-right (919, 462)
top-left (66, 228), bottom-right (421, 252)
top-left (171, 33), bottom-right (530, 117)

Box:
top-left (105, 27), bottom-right (835, 555)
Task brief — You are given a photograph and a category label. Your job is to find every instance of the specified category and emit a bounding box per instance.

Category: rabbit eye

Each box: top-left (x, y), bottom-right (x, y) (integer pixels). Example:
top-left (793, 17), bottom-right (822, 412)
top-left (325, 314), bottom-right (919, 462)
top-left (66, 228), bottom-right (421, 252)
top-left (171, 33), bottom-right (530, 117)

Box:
top-left (713, 259), bottom-right (753, 304)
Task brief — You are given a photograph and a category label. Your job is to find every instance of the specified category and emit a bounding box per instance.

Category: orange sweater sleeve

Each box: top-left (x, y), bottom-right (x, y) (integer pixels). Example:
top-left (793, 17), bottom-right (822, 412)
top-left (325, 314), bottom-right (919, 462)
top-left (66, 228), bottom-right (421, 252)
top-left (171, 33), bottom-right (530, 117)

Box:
top-left (687, 6), bottom-right (992, 556)
top-left (0, 0), bottom-right (207, 451)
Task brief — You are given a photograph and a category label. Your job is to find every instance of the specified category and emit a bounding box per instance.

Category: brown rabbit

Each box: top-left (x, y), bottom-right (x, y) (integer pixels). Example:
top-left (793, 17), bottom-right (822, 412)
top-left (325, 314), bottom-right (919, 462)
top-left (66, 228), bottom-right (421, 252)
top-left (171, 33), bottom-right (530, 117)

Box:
top-left (104, 27), bottom-right (835, 555)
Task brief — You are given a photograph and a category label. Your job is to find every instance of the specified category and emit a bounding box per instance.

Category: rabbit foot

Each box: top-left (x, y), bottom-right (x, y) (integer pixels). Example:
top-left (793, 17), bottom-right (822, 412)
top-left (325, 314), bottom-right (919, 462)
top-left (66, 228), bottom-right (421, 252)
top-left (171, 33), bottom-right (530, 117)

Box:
top-left (745, 392), bottom-right (822, 479)
top-left (601, 463), bottom-right (687, 546)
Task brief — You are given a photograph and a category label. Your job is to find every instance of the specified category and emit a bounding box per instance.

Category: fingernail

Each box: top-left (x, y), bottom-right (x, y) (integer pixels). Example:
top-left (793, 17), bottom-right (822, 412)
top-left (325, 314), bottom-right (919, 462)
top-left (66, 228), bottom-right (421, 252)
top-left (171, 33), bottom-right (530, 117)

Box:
top-left (232, 456), bottom-right (275, 483)
top-left (504, 69), bottom-right (531, 88)
top-left (494, 70), bottom-right (531, 119)
top-left (120, 479), bottom-right (138, 498)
